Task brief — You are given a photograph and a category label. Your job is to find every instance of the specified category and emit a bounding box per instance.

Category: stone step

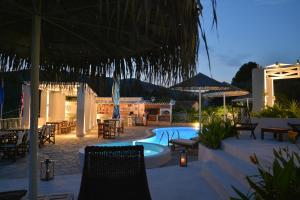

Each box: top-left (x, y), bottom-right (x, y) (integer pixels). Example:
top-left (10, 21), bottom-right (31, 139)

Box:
top-left (202, 147), bottom-right (258, 186)
top-left (200, 161), bottom-right (249, 200)
top-left (221, 140), bottom-right (274, 168)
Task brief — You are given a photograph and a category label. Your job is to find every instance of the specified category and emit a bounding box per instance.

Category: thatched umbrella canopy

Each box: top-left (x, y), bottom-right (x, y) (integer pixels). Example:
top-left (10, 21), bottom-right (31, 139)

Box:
top-left (202, 82), bottom-right (249, 120)
top-left (0, 0), bottom-right (217, 84)
top-left (0, 0), bottom-right (217, 198)
top-left (171, 72), bottom-right (228, 128)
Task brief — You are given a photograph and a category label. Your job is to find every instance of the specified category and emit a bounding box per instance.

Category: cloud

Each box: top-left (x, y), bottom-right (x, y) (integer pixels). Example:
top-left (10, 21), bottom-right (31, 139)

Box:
top-left (214, 53), bottom-right (250, 68)
top-left (253, 0), bottom-right (295, 6)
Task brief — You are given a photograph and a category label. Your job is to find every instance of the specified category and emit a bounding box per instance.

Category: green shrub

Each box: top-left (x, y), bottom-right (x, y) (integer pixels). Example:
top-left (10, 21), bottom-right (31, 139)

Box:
top-left (231, 147), bottom-right (300, 200)
top-left (254, 100), bottom-right (300, 118)
top-left (202, 106), bottom-right (231, 125)
top-left (200, 119), bottom-right (235, 149)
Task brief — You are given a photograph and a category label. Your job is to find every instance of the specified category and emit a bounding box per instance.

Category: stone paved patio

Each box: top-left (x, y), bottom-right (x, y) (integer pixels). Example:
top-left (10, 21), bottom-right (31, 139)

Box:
top-left (0, 125), bottom-right (198, 179)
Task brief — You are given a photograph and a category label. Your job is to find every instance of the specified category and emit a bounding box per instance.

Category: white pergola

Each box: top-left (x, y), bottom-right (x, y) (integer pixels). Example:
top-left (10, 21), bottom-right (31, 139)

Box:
top-left (22, 82), bottom-right (97, 136)
top-left (252, 61), bottom-right (300, 112)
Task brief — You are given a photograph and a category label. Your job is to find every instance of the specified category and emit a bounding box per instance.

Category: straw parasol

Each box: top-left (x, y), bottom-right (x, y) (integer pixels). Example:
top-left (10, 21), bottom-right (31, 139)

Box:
top-left (171, 73), bottom-right (229, 128)
top-left (0, 0), bottom-right (217, 199)
top-left (203, 82), bottom-right (249, 120)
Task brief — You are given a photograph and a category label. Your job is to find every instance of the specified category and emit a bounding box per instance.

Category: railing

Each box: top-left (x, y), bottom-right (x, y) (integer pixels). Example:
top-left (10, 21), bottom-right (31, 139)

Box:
top-left (0, 118), bottom-right (22, 130)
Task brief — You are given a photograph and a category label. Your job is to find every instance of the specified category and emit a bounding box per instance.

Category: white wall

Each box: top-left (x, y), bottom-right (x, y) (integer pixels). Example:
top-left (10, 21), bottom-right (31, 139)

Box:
top-left (76, 84), bottom-right (97, 136)
top-left (252, 68), bottom-right (265, 112)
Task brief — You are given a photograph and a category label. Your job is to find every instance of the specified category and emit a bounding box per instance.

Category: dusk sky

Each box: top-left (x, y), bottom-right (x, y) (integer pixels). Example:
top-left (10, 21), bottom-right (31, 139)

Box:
top-left (197, 0), bottom-right (300, 83)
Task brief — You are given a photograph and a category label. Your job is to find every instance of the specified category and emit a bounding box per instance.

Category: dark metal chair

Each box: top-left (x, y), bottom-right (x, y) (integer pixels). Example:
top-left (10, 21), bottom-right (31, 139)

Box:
top-left (232, 104), bottom-right (258, 139)
top-left (0, 190), bottom-right (27, 200)
top-left (78, 146), bottom-right (151, 200)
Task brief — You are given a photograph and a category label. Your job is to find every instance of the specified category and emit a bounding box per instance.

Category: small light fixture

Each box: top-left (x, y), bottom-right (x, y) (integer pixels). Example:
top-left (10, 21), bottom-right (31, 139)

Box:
top-left (179, 150), bottom-right (187, 167)
top-left (151, 96), bottom-right (156, 102)
top-left (40, 159), bottom-right (54, 181)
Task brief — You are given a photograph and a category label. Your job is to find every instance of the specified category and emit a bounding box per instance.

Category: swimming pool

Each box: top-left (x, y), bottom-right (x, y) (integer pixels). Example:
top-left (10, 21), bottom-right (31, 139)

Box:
top-left (79, 126), bottom-right (199, 168)
top-left (139, 127), bottom-right (199, 146)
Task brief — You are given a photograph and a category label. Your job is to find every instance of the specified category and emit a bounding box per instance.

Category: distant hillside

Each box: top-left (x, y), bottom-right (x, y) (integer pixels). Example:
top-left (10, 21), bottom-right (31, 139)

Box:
top-left (0, 70), bottom-right (196, 117)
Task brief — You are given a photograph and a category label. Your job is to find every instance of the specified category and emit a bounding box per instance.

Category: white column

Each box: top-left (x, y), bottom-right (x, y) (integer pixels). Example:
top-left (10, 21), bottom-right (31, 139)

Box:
top-left (76, 84), bottom-right (85, 137)
top-left (84, 87), bottom-right (90, 133)
top-left (48, 91), bottom-right (65, 121)
top-left (265, 78), bottom-right (274, 107)
top-left (252, 68), bottom-right (265, 112)
top-left (21, 84), bottom-right (31, 128)
top-left (223, 92), bottom-right (226, 121)
top-left (40, 90), bottom-right (48, 121)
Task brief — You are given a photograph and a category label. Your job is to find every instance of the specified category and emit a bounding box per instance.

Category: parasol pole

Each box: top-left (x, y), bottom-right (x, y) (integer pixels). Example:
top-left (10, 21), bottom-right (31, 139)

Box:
top-left (198, 89), bottom-right (202, 131)
top-left (29, 0), bottom-right (41, 199)
top-left (223, 92), bottom-right (226, 121)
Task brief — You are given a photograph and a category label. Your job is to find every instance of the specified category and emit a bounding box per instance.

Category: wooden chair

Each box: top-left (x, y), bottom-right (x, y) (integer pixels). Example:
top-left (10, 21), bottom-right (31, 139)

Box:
top-left (98, 123), bottom-right (104, 138)
top-left (232, 104), bottom-right (258, 139)
top-left (39, 125), bottom-right (55, 147)
top-left (103, 120), bottom-right (117, 139)
top-left (116, 120), bottom-right (124, 135)
top-left (60, 121), bottom-right (71, 134)
top-left (78, 146), bottom-right (151, 200)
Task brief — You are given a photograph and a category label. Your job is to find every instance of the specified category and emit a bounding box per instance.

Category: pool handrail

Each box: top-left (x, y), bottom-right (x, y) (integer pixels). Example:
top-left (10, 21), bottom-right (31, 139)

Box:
top-left (170, 130), bottom-right (180, 141)
top-left (159, 131), bottom-right (170, 146)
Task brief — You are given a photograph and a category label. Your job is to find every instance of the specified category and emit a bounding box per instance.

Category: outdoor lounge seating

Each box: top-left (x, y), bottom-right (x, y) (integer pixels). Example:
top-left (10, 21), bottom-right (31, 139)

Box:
top-left (169, 137), bottom-right (200, 150)
top-left (0, 131), bottom-right (28, 160)
top-left (232, 104), bottom-right (257, 139)
top-left (78, 146), bottom-right (151, 200)
top-left (261, 127), bottom-right (290, 141)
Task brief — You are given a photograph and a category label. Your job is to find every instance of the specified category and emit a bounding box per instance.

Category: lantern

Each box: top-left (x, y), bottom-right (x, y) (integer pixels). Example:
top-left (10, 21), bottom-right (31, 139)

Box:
top-left (179, 150), bottom-right (187, 167)
top-left (40, 159), bottom-right (54, 181)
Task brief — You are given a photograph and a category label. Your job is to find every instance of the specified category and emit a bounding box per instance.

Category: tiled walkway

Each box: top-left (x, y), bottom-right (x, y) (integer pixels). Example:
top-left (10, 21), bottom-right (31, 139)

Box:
top-left (0, 125), bottom-right (198, 179)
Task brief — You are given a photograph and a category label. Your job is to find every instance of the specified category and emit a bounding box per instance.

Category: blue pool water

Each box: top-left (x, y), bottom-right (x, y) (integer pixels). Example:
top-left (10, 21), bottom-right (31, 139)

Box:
top-left (139, 127), bottom-right (199, 146)
top-left (96, 127), bottom-right (199, 156)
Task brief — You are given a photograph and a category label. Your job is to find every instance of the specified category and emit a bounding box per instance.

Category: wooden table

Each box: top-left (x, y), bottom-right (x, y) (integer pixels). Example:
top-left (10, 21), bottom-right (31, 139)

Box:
top-left (261, 127), bottom-right (290, 141)
top-left (46, 121), bottom-right (62, 134)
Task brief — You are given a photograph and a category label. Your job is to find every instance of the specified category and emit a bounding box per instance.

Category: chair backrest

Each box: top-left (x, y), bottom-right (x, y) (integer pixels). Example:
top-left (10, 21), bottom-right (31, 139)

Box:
top-left (0, 131), bottom-right (17, 145)
top-left (48, 125), bottom-right (55, 135)
top-left (78, 146), bottom-right (151, 200)
top-left (232, 103), bottom-right (252, 124)
top-left (16, 131), bottom-right (25, 145)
